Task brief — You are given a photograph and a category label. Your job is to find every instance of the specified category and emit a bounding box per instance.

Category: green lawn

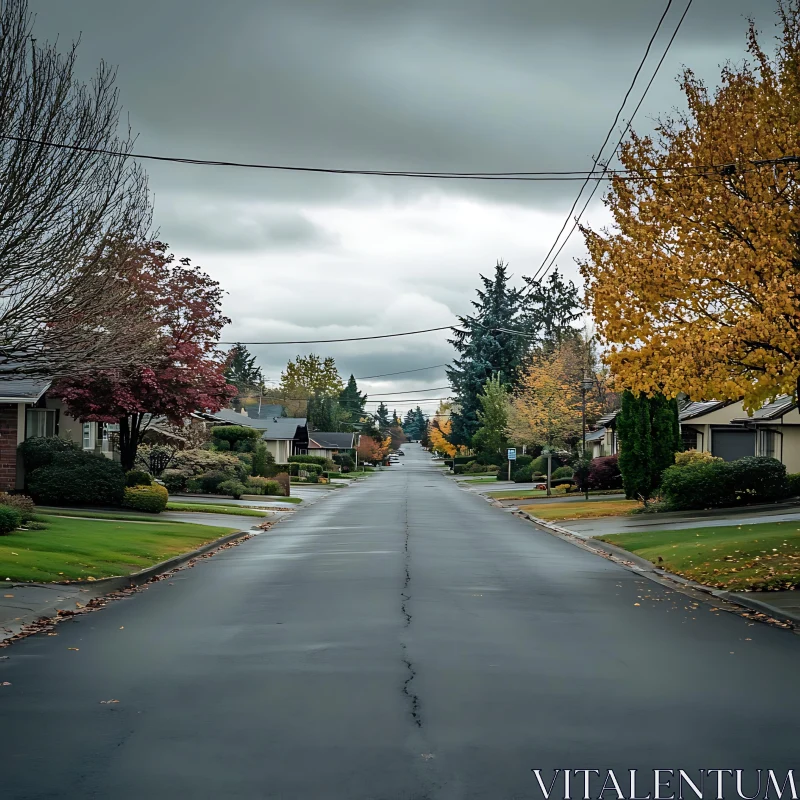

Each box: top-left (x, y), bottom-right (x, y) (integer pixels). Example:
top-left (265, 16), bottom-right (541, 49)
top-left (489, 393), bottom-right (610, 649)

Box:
top-left (456, 475), bottom-right (499, 482)
top-left (0, 516), bottom-right (237, 583)
top-left (520, 499), bottom-right (640, 521)
top-left (599, 521), bottom-right (800, 591)
top-left (166, 502), bottom-right (268, 517)
top-left (40, 508), bottom-right (173, 523)
top-left (488, 488), bottom-right (570, 500)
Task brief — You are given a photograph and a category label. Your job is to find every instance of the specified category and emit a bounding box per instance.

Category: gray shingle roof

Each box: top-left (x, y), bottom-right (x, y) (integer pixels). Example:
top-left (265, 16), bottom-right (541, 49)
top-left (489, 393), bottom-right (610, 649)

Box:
top-left (678, 400), bottom-right (728, 421)
top-left (309, 432), bottom-right (355, 450)
top-left (258, 417), bottom-right (308, 441)
top-left (584, 428), bottom-right (606, 443)
top-left (0, 377), bottom-right (52, 402)
top-left (731, 395), bottom-right (797, 423)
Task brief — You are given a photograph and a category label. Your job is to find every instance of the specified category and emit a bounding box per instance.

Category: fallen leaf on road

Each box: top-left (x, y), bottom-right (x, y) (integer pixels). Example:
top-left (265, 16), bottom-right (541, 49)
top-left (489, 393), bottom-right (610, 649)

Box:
top-left (3, 595), bottom-right (13, 598)
top-left (86, 577), bottom-right (96, 582)
top-left (634, 603), bottom-right (640, 606)
top-left (100, 699), bottom-right (119, 704)
top-left (75, 602), bottom-right (83, 609)
top-left (119, 626), bottom-right (124, 630)
top-left (1, 681), bottom-right (10, 686)
top-left (67, 647), bottom-right (79, 651)
top-left (421, 754), bottom-right (435, 760)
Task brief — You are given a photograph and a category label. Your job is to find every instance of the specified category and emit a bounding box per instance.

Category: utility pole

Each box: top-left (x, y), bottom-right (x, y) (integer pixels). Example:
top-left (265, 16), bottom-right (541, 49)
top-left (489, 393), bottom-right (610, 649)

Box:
top-left (581, 375), bottom-right (594, 501)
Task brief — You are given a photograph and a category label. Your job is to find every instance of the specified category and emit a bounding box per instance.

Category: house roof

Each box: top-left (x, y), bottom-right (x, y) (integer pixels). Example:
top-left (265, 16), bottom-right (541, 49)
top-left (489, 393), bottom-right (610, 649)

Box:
top-left (596, 410), bottom-right (620, 427)
top-left (584, 428), bottom-right (606, 443)
top-left (211, 408), bottom-right (260, 427)
top-left (730, 396), bottom-right (798, 424)
top-left (308, 432), bottom-right (355, 450)
top-left (0, 377), bottom-right (52, 403)
top-left (258, 417), bottom-right (308, 441)
top-left (678, 400), bottom-right (729, 421)
top-left (244, 404), bottom-right (285, 420)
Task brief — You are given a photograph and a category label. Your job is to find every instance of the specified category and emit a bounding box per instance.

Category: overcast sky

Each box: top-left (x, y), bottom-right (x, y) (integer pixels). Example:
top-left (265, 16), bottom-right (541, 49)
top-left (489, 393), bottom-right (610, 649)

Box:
top-left (32, 0), bottom-right (777, 413)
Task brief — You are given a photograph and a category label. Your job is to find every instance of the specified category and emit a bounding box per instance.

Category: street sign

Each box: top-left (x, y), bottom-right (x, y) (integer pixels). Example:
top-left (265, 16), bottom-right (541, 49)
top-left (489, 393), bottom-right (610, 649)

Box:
top-left (507, 448), bottom-right (517, 461)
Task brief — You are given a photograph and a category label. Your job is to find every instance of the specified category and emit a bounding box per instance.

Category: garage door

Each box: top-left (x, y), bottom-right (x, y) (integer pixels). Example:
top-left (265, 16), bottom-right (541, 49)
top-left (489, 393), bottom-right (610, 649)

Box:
top-left (711, 429), bottom-right (755, 461)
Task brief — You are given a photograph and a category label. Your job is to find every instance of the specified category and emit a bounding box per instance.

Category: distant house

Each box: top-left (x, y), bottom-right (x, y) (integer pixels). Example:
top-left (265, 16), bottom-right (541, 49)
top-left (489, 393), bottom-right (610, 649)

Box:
top-left (584, 411), bottom-right (620, 458)
top-left (307, 432), bottom-right (355, 461)
top-left (209, 408), bottom-right (308, 463)
top-left (679, 397), bottom-right (800, 472)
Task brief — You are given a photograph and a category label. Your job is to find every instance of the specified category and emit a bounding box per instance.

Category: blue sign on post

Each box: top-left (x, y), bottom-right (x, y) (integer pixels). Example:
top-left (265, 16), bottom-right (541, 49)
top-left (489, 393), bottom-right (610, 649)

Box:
top-left (507, 448), bottom-right (517, 461)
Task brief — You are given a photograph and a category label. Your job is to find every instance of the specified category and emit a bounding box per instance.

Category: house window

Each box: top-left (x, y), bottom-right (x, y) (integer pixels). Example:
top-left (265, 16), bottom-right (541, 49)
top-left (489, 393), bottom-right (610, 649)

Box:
top-left (759, 429), bottom-right (777, 459)
top-left (26, 409), bottom-right (56, 439)
top-left (82, 422), bottom-right (95, 450)
top-left (681, 428), bottom-right (698, 451)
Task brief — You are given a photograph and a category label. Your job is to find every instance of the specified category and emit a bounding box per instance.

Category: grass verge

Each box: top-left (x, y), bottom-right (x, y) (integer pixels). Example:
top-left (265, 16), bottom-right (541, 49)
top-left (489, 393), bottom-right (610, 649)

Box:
top-left (166, 502), bottom-right (268, 517)
top-left (40, 508), bottom-right (172, 523)
top-left (489, 488), bottom-right (621, 501)
top-left (597, 521), bottom-right (800, 591)
top-left (0, 516), bottom-right (237, 583)
top-left (519, 499), bottom-right (640, 521)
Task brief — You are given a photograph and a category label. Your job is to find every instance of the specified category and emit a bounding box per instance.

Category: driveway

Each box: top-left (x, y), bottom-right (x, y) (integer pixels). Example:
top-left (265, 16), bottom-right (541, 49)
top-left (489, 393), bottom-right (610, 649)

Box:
top-left (1, 443), bottom-right (798, 798)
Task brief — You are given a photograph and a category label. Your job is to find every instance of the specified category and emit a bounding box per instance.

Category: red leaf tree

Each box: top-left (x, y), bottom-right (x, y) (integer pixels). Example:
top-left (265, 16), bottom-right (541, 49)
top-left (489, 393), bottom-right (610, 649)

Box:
top-left (55, 242), bottom-right (235, 471)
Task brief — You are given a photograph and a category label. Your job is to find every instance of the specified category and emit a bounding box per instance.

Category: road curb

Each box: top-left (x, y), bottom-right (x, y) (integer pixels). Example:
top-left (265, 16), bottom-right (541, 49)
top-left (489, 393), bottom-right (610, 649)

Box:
top-left (516, 510), bottom-right (800, 631)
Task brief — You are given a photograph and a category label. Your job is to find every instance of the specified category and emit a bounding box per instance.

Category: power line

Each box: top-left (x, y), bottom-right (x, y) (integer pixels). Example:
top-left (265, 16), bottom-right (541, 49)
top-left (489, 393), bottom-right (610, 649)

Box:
top-left (219, 325), bottom-right (455, 345)
top-left (530, 0), bottom-right (675, 284)
top-left (534, 0), bottom-right (695, 284)
top-left (0, 132), bottom-right (761, 183)
top-left (356, 364), bottom-right (449, 380)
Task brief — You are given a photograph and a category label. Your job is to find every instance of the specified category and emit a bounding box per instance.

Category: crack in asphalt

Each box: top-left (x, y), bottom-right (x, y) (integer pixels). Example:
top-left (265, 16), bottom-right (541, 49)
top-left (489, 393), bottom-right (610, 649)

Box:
top-left (401, 475), bottom-right (422, 727)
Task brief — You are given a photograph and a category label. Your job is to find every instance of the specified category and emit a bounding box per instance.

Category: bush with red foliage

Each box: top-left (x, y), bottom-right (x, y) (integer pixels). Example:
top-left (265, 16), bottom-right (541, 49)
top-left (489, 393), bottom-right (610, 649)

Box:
top-left (588, 454), bottom-right (623, 490)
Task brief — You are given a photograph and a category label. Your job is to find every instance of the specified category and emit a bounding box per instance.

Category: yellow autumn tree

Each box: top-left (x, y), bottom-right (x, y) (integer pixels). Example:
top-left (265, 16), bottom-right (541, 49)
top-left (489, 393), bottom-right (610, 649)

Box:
top-left (581, 1), bottom-right (800, 410)
top-left (428, 401), bottom-right (466, 457)
top-left (507, 346), bottom-right (592, 449)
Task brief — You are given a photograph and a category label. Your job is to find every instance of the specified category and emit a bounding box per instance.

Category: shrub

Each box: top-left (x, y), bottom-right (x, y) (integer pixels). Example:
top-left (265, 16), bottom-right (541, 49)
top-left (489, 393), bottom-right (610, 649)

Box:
top-left (213, 439), bottom-right (231, 451)
top-left (170, 449), bottom-right (247, 482)
top-left (554, 483), bottom-right (572, 492)
top-left (122, 484), bottom-right (168, 513)
top-left (27, 452), bottom-right (126, 506)
top-left (210, 426), bottom-right (261, 450)
top-left (466, 461), bottom-right (492, 474)
top-left (552, 466), bottom-right (574, 479)
top-left (251, 442), bottom-right (275, 477)
top-left (788, 473), bottom-right (800, 497)
top-left (274, 473), bottom-right (290, 497)
top-left (287, 462), bottom-right (322, 477)
top-left (186, 477), bottom-right (204, 493)
top-left (288, 454), bottom-right (328, 467)
top-left (0, 493), bottom-right (35, 523)
top-left (660, 460), bottom-right (736, 510)
top-left (512, 464), bottom-right (534, 483)
top-left (333, 453), bottom-right (355, 472)
top-left (572, 452), bottom-right (592, 492)
top-left (660, 456), bottom-right (789, 510)
top-left (197, 470), bottom-right (229, 493)
top-left (0, 506), bottom-right (22, 534)
top-left (218, 480), bottom-right (248, 499)
top-left (588, 455), bottom-right (623, 490)
top-left (18, 436), bottom-right (79, 473)
top-left (674, 449), bottom-right (721, 467)
top-left (161, 469), bottom-right (190, 493)
top-left (247, 476), bottom-right (282, 496)
top-left (728, 457), bottom-right (789, 503)
top-left (125, 470), bottom-right (153, 487)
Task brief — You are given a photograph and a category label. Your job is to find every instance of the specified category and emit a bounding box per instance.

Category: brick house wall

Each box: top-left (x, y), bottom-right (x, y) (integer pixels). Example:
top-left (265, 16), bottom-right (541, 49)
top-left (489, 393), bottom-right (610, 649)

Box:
top-left (0, 404), bottom-right (18, 491)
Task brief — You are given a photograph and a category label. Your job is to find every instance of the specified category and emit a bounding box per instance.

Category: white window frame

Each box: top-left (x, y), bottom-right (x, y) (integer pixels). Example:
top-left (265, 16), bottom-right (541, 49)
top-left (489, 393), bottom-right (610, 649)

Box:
top-left (82, 422), bottom-right (95, 451)
top-left (25, 408), bottom-right (56, 439)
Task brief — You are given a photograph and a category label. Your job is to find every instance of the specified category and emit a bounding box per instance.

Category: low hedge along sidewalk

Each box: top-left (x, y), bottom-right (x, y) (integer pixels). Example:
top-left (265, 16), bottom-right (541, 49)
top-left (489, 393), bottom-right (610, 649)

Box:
top-left (122, 484), bottom-right (169, 513)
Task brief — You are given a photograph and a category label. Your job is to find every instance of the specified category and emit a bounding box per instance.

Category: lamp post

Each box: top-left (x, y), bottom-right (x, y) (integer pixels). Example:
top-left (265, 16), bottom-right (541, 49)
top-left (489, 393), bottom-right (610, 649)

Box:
top-left (581, 375), bottom-right (594, 501)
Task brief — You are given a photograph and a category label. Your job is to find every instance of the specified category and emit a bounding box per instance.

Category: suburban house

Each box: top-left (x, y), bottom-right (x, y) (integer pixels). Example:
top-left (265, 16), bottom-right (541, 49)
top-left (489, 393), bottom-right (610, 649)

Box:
top-left (0, 377), bottom-right (120, 491)
top-left (584, 396), bottom-right (800, 474)
top-left (307, 432), bottom-right (356, 461)
top-left (210, 408), bottom-right (309, 463)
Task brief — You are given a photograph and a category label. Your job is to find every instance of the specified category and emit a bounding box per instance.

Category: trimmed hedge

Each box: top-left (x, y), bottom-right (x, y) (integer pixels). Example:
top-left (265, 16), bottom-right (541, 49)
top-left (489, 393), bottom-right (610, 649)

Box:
top-left (19, 436), bottom-right (79, 473)
top-left (0, 506), bottom-right (22, 534)
top-left (660, 456), bottom-right (790, 511)
top-left (211, 426), bottom-right (261, 446)
top-left (125, 470), bottom-right (153, 487)
top-left (122, 484), bottom-right (168, 513)
top-left (218, 479), bottom-right (248, 499)
top-left (788, 473), bottom-right (800, 498)
top-left (287, 462), bottom-right (323, 477)
top-left (246, 476), bottom-right (283, 496)
top-left (288, 455), bottom-right (328, 467)
top-left (552, 466), bottom-right (574, 479)
top-left (28, 452), bottom-right (126, 507)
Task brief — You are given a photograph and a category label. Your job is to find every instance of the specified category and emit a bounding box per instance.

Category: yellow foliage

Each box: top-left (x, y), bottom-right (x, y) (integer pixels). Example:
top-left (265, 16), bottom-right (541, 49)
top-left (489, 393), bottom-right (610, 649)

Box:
top-left (581, 5), bottom-right (800, 410)
top-left (507, 345), bottom-right (599, 448)
top-left (428, 401), bottom-right (467, 457)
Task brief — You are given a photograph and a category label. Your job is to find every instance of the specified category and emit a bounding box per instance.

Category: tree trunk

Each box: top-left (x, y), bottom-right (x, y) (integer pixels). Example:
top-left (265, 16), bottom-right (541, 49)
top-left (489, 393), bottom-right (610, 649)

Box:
top-left (118, 414), bottom-right (144, 472)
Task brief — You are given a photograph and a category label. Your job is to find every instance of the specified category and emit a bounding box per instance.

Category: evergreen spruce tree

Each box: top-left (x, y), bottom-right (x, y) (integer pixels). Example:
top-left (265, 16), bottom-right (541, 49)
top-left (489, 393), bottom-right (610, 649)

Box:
top-left (447, 261), bottom-right (525, 446)
top-left (339, 375), bottom-right (367, 421)
top-left (375, 402), bottom-right (391, 431)
top-left (617, 390), bottom-right (680, 502)
top-left (519, 270), bottom-right (583, 352)
top-left (224, 343), bottom-right (264, 396)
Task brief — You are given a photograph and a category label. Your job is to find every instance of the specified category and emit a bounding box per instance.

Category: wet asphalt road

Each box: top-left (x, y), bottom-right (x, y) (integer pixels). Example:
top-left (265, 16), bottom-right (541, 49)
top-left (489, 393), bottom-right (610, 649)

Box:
top-left (1, 444), bottom-right (799, 799)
